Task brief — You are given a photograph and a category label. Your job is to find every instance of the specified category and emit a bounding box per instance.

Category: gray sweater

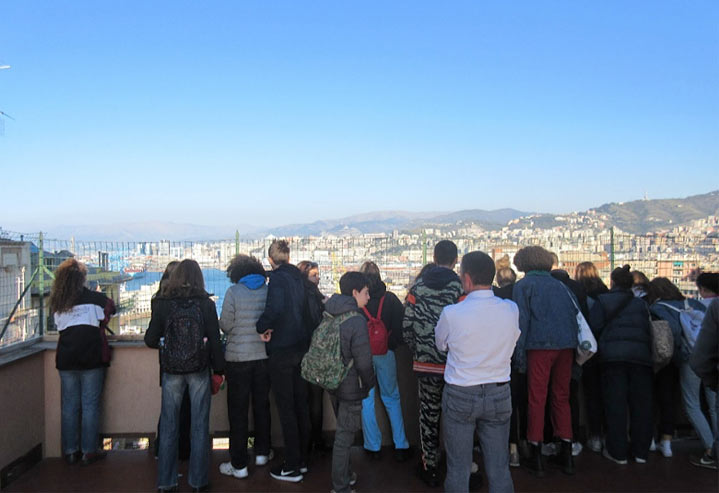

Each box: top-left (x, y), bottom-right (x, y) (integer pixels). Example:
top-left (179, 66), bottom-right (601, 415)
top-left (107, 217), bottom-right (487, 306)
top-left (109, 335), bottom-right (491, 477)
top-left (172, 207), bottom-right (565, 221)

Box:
top-left (220, 282), bottom-right (269, 362)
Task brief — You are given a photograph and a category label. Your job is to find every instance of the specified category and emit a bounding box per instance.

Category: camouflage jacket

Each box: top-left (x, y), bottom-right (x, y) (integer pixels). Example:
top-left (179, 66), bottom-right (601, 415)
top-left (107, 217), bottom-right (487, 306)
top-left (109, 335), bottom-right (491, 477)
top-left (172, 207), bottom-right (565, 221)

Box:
top-left (402, 266), bottom-right (463, 375)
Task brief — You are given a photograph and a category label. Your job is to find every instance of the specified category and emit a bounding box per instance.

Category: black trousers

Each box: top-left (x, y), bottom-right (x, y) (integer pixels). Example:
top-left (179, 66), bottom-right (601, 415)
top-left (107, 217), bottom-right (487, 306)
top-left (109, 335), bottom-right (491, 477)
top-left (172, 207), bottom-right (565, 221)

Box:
top-left (653, 362), bottom-right (679, 436)
top-left (308, 382), bottom-right (329, 447)
top-left (509, 371), bottom-right (527, 444)
top-left (602, 362), bottom-right (653, 461)
top-left (269, 350), bottom-right (311, 469)
top-left (225, 359), bottom-right (272, 469)
top-left (582, 361), bottom-right (604, 436)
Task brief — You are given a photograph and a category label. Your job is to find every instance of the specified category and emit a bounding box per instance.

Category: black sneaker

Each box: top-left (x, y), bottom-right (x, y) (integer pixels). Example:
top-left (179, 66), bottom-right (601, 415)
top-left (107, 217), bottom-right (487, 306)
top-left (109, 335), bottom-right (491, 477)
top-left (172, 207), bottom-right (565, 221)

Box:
top-left (395, 447), bottom-right (412, 463)
top-left (81, 451), bottom-right (107, 466)
top-left (418, 465), bottom-right (441, 488)
top-left (270, 464), bottom-right (303, 482)
top-left (64, 451), bottom-right (81, 465)
top-left (690, 453), bottom-right (717, 470)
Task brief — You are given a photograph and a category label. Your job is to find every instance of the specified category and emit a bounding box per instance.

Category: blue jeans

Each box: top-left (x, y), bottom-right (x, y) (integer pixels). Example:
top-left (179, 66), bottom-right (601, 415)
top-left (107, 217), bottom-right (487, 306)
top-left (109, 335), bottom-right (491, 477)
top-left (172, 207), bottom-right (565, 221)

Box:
top-left (442, 382), bottom-right (514, 493)
top-left (361, 350), bottom-right (409, 451)
top-left (60, 368), bottom-right (106, 455)
top-left (679, 362), bottom-right (718, 451)
top-left (158, 371), bottom-right (211, 490)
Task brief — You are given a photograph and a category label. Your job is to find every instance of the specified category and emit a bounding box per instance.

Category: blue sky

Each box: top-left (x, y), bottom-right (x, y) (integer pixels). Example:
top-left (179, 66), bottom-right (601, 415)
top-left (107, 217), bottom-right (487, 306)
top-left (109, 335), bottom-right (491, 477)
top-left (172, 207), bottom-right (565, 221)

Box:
top-left (1, 1), bottom-right (717, 230)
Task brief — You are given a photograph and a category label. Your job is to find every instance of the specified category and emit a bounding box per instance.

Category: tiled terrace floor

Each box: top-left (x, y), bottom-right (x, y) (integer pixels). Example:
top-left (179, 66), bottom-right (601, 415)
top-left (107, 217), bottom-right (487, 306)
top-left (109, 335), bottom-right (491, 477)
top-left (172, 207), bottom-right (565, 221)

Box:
top-left (5, 439), bottom-right (718, 492)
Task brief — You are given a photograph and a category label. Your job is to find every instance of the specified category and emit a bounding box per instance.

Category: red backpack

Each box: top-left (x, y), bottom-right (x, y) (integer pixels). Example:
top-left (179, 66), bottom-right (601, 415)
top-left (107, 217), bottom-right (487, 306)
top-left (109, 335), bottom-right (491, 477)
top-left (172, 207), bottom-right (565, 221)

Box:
top-left (362, 295), bottom-right (389, 356)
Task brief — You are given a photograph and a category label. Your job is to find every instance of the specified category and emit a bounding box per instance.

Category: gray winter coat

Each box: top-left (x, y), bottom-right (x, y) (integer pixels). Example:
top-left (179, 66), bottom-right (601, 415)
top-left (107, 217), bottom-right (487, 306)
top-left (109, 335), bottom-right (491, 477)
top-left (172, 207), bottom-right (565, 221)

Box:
top-left (325, 294), bottom-right (376, 402)
top-left (220, 282), bottom-right (268, 362)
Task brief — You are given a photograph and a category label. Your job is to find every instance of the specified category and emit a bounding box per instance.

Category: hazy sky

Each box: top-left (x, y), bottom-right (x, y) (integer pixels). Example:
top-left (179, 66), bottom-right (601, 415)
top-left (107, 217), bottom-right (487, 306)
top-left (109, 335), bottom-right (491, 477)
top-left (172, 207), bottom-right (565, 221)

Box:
top-left (1, 1), bottom-right (717, 229)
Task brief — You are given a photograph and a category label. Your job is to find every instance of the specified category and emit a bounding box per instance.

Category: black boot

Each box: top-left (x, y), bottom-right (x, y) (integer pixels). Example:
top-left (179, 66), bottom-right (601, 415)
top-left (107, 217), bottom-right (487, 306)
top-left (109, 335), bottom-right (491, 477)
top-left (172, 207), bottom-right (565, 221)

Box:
top-left (550, 441), bottom-right (575, 475)
top-left (525, 442), bottom-right (545, 477)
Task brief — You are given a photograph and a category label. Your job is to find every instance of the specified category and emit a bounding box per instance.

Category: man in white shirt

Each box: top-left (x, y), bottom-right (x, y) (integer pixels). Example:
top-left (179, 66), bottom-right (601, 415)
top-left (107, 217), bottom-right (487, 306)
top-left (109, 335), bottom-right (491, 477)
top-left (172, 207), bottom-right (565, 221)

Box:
top-left (436, 251), bottom-right (520, 493)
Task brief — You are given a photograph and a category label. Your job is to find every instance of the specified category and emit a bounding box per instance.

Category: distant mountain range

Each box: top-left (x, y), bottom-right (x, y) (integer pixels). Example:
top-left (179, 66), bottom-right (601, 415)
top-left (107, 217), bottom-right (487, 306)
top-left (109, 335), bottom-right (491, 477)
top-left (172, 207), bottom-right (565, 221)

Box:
top-left (265, 208), bottom-right (530, 237)
top-left (7, 190), bottom-right (718, 241)
top-left (506, 190), bottom-right (719, 235)
top-left (592, 190), bottom-right (719, 234)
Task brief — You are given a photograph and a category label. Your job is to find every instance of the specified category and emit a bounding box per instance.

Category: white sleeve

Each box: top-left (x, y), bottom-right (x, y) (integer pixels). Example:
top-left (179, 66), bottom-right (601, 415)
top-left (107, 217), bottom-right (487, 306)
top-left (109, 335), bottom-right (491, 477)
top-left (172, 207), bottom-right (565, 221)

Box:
top-left (435, 308), bottom-right (450, 352)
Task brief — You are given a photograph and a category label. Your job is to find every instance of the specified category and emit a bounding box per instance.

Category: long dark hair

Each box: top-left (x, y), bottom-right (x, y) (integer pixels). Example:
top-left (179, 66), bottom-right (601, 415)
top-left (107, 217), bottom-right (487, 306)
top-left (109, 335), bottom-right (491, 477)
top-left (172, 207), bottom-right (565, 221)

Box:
top-left (49, 258), bottom-right (87, 313)
top-left (649, 277), bottom-right (684, 303)
top-left (575, 261), bottom-right (608, 296)
top-left (162, 259), bottom-right (209, 298)
top-left (155, 261), bottom-right (179, 298)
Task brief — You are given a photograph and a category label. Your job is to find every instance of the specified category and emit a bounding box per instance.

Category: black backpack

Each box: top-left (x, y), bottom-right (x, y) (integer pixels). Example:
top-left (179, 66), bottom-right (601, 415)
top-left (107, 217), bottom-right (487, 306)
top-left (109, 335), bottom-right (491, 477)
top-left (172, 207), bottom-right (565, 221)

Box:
top-left (160, 298), bottom-right (209, 374)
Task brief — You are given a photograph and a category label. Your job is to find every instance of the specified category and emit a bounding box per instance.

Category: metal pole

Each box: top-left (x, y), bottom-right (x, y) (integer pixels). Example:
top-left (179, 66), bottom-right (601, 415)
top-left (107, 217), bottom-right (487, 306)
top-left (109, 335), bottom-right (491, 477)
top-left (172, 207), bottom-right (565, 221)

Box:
top-left (235, 230), bottom-right (239, 256)
top-left (422, 230), bottom-right (427, 265)
top-left (38, 232), bottom-right (45, 334)
top-left (610, 226), bottom-right (615, 271)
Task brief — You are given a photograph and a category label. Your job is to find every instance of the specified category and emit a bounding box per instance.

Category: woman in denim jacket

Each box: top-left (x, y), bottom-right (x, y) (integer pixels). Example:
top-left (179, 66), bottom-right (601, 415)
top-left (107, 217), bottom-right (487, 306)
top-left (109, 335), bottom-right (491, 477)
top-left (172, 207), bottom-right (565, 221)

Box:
top-left (512, 246), bottom-right (578, 476)
top-left (649, 277), bottom-right (712, 461)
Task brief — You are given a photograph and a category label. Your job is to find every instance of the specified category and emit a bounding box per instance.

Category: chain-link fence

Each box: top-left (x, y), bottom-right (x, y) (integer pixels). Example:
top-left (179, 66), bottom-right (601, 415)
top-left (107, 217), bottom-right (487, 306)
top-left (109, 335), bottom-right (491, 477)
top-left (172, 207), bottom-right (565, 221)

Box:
top-left (1, 226), bottom-right (717, 349)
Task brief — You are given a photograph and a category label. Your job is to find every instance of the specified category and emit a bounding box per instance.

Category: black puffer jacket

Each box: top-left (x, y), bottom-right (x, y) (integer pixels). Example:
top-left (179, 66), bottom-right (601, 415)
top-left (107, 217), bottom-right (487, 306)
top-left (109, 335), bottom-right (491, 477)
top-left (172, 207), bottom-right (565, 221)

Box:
top-left (256, 263), bottom-right (307, 355)
top-left (303, 279), bottom-right (325, 345)
top-left (588, 288), bottom-right (652, 367)
top-left (325, 294), bottom-right (376, 402)
top-left (364, 279), bottom-right (404, 350)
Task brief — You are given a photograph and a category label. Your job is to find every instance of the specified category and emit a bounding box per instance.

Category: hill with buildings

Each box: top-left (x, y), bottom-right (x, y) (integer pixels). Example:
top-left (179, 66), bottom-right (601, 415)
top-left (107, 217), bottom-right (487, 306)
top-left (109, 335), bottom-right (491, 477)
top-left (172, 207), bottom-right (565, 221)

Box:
top-left (591, 190), bottom-right (719, 234)
top-left (7, 190), bottom-right (718, 241)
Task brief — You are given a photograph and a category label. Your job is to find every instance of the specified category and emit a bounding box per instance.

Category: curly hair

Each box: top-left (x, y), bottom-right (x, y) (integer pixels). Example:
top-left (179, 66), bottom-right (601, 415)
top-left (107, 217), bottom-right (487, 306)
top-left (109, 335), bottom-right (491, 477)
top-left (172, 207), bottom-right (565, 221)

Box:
top-left (49, 258), bottom-right (87, 313)
top-left (513, 246), bottom-right (554, 273)
top-left (226, 254), bottom-right (266, 284)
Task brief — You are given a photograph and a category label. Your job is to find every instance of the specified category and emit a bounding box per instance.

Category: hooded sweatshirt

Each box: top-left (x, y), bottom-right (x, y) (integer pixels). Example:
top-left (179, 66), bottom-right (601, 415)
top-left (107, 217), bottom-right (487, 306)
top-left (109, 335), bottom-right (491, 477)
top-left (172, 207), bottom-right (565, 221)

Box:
top-left (325, 294), bottom-right (376, 401)
top-left (402, 266), bottom-right (463, 375)
top-left (256, 263), bottom-right (307, 355)
top-left (220, 274), bottom-right (269, 362)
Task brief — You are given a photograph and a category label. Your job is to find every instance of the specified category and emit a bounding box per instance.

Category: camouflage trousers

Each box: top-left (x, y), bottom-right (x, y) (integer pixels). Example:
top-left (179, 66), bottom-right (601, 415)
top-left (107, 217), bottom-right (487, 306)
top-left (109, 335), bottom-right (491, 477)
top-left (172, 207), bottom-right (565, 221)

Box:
top-left (417, 374), bottom-right (445, 469)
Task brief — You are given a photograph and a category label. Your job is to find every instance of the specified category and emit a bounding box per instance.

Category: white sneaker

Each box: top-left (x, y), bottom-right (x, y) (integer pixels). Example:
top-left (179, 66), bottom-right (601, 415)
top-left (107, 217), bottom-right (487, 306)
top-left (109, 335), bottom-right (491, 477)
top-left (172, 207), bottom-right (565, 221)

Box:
top-left (255, 449), bottom-right (274, 466)
top-left (572, 442), bottom-right (583, 457)
top-left (349, 471), bottom-right (358, 486)
top-left (635, 457), bottom-right (647, 464)
top-left (602, 448), bottom-right (628, 465)
top-left (471, 462), bottom-right (479, 474)
top-left (541, 442), bottom-right (558, 456)
top-left (587, 436), bottom-right (602, 453)
top-left (658, 440), bottom-right (673, 458)
top-left (649, 438), bottom-right (657, 452)
top-left (219, 462), bottom-right (248, 479)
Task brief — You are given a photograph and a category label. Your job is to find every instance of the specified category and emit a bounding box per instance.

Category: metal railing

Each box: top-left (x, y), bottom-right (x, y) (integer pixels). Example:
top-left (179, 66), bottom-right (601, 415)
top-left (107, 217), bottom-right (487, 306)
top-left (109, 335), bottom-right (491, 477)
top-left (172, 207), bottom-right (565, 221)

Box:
top-left (1, 225), bottom-right (717, 348)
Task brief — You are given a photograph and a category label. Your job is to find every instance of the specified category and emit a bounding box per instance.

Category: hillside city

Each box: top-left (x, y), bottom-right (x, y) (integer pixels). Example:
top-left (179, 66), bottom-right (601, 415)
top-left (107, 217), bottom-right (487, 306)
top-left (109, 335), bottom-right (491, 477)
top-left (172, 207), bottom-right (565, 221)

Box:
top-left (1, 210), bottom-right (718, 343)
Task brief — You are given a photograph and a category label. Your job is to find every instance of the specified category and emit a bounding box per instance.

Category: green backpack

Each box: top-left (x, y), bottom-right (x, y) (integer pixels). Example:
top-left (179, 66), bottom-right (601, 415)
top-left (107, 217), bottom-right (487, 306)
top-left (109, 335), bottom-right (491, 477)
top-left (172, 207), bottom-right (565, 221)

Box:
top-left (301, 311), bottom-right (360, 391)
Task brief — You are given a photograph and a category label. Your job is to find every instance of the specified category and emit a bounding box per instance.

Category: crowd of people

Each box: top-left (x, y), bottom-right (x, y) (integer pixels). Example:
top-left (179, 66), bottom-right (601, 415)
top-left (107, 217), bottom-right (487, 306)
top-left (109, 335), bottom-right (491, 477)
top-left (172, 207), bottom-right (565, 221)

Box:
top-left (48, 240), bottom-right (719, 493)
